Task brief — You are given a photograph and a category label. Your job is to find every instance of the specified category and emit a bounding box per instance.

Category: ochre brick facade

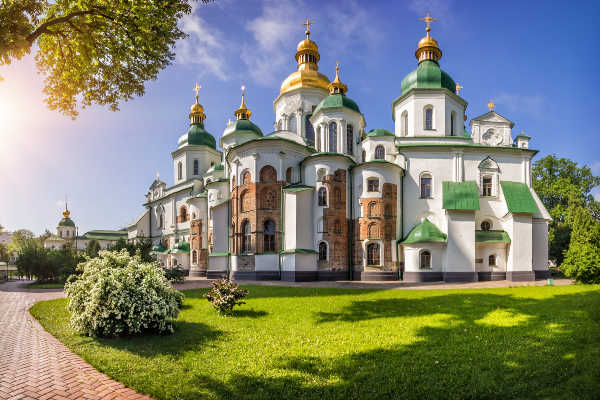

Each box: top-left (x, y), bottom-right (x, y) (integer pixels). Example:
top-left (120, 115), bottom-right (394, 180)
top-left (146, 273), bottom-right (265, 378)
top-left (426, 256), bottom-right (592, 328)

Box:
top-left (319, 169), bottom-right (349, 271)
top-left (190, 219), bottom-right (207, 270)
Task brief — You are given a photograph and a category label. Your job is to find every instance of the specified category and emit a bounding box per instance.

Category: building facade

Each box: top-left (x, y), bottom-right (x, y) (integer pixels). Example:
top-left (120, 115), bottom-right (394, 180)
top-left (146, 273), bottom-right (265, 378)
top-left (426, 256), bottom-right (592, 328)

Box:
top-left (129, 17), bottom-right (551, 282)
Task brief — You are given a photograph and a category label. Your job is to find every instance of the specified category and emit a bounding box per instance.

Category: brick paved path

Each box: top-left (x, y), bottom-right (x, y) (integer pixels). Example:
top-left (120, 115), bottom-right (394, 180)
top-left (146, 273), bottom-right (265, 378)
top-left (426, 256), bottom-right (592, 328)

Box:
top-left (0, 281), bottom-right (152, 400)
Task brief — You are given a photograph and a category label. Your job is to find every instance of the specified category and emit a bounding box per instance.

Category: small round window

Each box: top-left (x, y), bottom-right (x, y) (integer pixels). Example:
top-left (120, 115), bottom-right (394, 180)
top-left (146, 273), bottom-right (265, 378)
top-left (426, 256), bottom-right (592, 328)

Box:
top-left (481, 221), bottom-right (491, 231)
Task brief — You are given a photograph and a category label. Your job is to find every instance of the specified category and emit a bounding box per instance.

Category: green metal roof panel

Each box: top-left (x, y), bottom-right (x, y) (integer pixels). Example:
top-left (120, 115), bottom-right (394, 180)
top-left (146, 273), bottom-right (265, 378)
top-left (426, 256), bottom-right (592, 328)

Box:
top-left (82, 230), bottom-right (128, 240)
top-left (400, 219), bottom-right (447, 244)
top-left (223, 119), bottom-right (263, 138)
top-left (476, 230), bottom-right (511, 244)
top-left (280, 248), bottom-right (318, 254)
top-left (367, 128), bottom-right (394, 137)
top-left (442, 181), bottom-right (480, 210)
top-left (313, 94), bottom-right (360, 115)
top-left (401, 60), bottom-right (456, 95)
top-left (58, 217), bottom-right (75, 227)
top-left (178, 123), bottom-right (216, 149)
top-left (500, 181), bottom-right (539, 214)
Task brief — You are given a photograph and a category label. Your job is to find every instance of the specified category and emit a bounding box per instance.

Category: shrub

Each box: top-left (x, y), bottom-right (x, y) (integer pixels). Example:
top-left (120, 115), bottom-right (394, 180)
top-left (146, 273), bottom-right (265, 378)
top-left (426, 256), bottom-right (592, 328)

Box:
top-left (204, 278), bottom-right (249, 314)
top-left (164, 266), bottom-right (186, 283)
top-left (561, 242), bottom-right (600, 284)
top-left (65, 250), bottom-right (184, 337)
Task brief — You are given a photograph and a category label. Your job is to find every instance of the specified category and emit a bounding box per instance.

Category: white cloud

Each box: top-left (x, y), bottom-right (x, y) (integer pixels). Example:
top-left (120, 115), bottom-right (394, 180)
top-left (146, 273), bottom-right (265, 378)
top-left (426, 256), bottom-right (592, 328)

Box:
top-left (591, 161), bottom-right (600, 175)
top-left (493, 93), bottom-right (545, 119)
top-left (593, 187), bottom-right (600, 202)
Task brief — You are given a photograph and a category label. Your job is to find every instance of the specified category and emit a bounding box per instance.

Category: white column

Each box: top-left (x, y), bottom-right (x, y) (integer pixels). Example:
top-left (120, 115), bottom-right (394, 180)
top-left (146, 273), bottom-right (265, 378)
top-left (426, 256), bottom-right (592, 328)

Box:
top-left (457, 150), bottom-right (464, 182)
top-left (323, 122), bottom-right (328, 152)
top-left (340, 120), bottom-right (346, 154)
top-left (252, 153), bottom-right (259, 183)
top-left (278, 152), bottom-right (286, 181)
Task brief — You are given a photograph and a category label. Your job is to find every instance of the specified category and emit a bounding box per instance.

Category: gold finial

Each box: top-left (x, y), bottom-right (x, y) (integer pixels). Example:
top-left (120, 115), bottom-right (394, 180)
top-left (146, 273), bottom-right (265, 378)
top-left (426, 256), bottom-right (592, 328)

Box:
top-left (227, 119), bottom-right (233, 127)
top-left (415, 12), bottom-right (442, 63)
top-left (419, 12), bottom-right (437, 36)
top-left (194, 83), bottom-right (201, 102)
top-left (63, 196), bottom-right (70, 218)
top-left (328, 61), bottom-right (347, 95)
top-left (156, 171), bottom-right (160, 180)
top-left (302, 17), bottom-right (314, 39)
top-left (456, 83), bottom-right (463, 95)
top-left (487, 101), bottom-right (495, 111)
top-left (235, 85), bottom-right (252, 120)
top-left (190, 82), bottom-right (206, 124)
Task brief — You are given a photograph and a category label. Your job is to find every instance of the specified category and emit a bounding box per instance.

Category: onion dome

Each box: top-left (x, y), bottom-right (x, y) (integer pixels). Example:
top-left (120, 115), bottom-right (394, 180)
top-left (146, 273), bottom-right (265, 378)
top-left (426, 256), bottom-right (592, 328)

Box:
top-left (178, 83), bottom-right (216, 149)
top-left (401, 13), bottom-right (456, 95)
top-left (234, 85), bottom-right (252, 121)
top-left (58, 206), bottom-right (75, 227)
top-left (220, 87), bottom-right (263, 148)
top-left (366, 129), bottom-right (394, 138)
top-left (280, 18), bottom-right (330, 95)
top-left (313, 63), bottom-right (360, 115)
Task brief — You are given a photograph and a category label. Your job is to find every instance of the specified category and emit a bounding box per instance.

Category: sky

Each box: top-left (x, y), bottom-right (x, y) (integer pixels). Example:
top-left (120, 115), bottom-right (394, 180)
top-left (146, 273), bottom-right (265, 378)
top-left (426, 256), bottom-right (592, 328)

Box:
top-left (1, 0), bottom-right (599, 235)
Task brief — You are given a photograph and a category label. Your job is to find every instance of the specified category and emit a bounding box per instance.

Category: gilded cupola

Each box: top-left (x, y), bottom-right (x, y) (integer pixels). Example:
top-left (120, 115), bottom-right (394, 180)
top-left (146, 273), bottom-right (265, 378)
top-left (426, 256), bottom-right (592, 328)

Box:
top-left (279, 18), bottom-right (330, 95)
top-left (178, 83), bottom-right (216, 149)
top-left (415, 13), bottom-right (442, 63)
top-left (234, 85), bottom-right (252, 120)
top-left (189, 83), bottom-right (206, 125)
top-left (328, 62), bottom-right (348, 95)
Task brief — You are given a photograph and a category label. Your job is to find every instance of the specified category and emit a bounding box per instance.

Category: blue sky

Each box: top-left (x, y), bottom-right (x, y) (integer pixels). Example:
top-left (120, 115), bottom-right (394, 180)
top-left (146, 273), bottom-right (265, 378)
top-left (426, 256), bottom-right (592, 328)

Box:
top-left (1, 0), bottom-right (599, 234)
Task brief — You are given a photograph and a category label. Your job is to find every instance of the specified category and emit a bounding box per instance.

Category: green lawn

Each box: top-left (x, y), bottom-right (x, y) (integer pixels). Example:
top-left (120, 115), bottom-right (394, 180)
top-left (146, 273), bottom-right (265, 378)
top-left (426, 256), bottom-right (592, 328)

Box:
top-left (27, 281), bottom-right (64, 289)
top-left (30, 285), bottom-right (600, 400)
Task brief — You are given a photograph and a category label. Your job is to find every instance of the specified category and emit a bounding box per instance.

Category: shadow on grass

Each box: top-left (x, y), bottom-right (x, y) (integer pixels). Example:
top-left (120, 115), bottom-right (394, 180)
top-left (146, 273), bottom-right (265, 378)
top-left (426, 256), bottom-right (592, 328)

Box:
top-left (229, 309), bottom-right (269, 318)
top-left (193, 289), bottom-right (600, 400)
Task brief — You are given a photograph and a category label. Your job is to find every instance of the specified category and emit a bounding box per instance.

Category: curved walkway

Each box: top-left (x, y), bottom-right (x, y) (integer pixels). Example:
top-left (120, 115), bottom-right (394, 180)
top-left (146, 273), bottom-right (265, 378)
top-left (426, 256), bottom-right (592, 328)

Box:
top-left (0, 281), bottom-right (152, 400)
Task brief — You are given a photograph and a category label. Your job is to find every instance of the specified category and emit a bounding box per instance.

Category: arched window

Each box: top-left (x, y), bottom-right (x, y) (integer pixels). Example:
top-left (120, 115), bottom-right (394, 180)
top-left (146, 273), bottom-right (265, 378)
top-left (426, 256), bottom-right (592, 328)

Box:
top-left (241, 170), bottom-right (251, 185)
top-left (482, 175), bottom-right (493, 197)
top-left (481, 221), bottom-right (491, 231)
top-left (178, 161), bottom-right (183, 180)
top-left (334, 188), bottom-right (342, 206)
top-left (264, 220), bottom-right (276, 252)
top-left (305, 115), bottom-right (315, 146)
top-left (401, 111), bottom-right (408, 136)
top-left (317, 168), bottom-right (326, 182)
top-left (367, 178), bottom-right (379, 192)
top-left (318, 242), bottom-right (327, 261)
top-left (328, 121), bottom-right (337, 152)
top-left (368, 222), bottom-right (378, 237)
top-left (241, 220), bottom-right (252, 253)
top-left (367, 243), bottom-right (380, 265)
top-left (261, 189), bottom-right (276, 209)
top-left (192, 250), bottom-right (198, 265)
top-left (424, 107), bottom-right (433, 130)
top-left (318, 187), bottom-right (328, 206)
top-left (450, 111), bottom-right (456, 136)
top-left (420, 173), bottom-right (432, 198)
top-left (192, 212), bottom-right (196, 220)
top-left (316, 126), bottom-right (321, 152)
top-left (193, 160), bottom-right (199, 175)
top-left (288, 114), bottom-right (297, 133)
top-left (368, 202), bottom-right (377, 218)
top-left (286, 167), bottom-right (292, 184)
top-left (277, 120), bottom-right (283, 130)
top-left (334, 220), bottom-right (341, 234)
top-left (420, 250), bottom-right (432, 269)
top-left (159, 214), bottom-right (164, 229)
top-left (489, 254), bottom-right (497, 266)
top-left (375, 145), bottom-right (385, 160)
top-left (260, 165), bottom-right (277, 183)
top-left (240, 190), bottom-right (250, 212)
top-left (346, 124), bottom-right (353, 155)
top-left (362, 150), bottom-right (366, 163)
top-left (180, 206), bottom-right (187, 222)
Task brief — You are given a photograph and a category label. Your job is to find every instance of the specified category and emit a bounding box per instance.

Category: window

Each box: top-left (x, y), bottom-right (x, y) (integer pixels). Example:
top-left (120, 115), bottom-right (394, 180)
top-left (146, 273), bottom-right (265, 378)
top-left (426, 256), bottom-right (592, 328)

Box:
top-left (178, 161), bottom-right (183, 180)
top-left (328, 121), bottom-right (337, 152)
top-left (489, 254), bottom-right (496, 267)
top-left (375, 145), bottom-right (385, 160)
top-left (193, 160), bottom-right (199, 175)
top-left (260, 165), bottom-right (277, 183)
top-left (482, 175), bottom-right (493, 197)
top-left (288, 114), bottom-right (297, 133)
top-left (450, 111), bottom-right (456, 136)
top-left (318, 187), bottom-right (328, 206)
top-left (425, 107), bottom-right (433, 130)
top-left (180, 206), bottom-right (187, 222)
top-left (192, 250), bottom-right (198, 265)
top-left (401, 111), bottom-right (408, 136)
top-left (362, 150), bottom-right (366, 163)
top-left (420, 250), bottom-right (432, 269)
top-left (368, 222), bottom-right (378, 237)
top-left (368, 202), bottom-right (377, 218)
top-left (420, 174), bottom-right (432, 198)
top-left (305, 115), bottom-right (315, 146)
top-left (367, 178), bottom-right (379, 192)
top-left (192, 212), bottom-right (196, 220)
top-left (241, 220), bottom-right (252, 253)
top-left (286, 167), bottom-right (292, 184)
top-left (367, 243), bottom-right (380, 265)
top-left (318, 242), bottom-right (327, 261)
top-left (481, 221), bottom-right (491, 231)
top-left (346, 124), bottom-right (353, 155)
top-left (242, 171), bottom-right (251, 184)
top-left (316, 127), bottom-right (321, 152)
top-left (264, 220), bottom-right (276, 252)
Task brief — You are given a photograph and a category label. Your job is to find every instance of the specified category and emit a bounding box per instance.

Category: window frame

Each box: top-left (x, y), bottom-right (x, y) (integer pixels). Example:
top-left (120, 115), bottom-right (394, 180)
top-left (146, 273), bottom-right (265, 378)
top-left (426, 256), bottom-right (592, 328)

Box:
top-left (420, 173), bottom-right (433, 198)
top-left (401, 110), bottom-right (408, 136)
top-left (346, 124), bottom-right (353, 155)
top-left (482, 175), bottom-right (493, 197)
top-left (328, 121), bottom-right (338, 152)
top-left (367, 178), bottom-right (380, 192)
top-left (241, 220), bottom-right (252, 253)
top-left (481, 220), bottom-right (492, 231)
top-left (318, 187), bottom-right (328, 206)
top-left (488, 254), bottom-right (497, 267)
top-left (263, 220), bottom-right (276, 253)
top-left (424, 106), bottom-right (434, 131)
top-left (177, 161), bottom-right (183, 180)
top-left (374, 145), bottom-right (385, 160)
top-left (366, 242), bottom-right (380, 266)
top-left (318, 241), bottom-right (328, 261)
top-left (420, 250), bottom-right (432, 269)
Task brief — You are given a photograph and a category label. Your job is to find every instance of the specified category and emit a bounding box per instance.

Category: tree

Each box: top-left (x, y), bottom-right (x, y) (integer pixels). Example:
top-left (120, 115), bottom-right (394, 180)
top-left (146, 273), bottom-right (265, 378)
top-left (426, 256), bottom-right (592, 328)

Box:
top-left (532, 155), bottom-right (600, 264)
top-left (561, 205), bottom-right (600, 283)
top-left (1, 0), bottom-right (213, 118)
top-left (86, 239), bottom-right (101, 258)
top-left (8, 229), bottom-right (35, 254)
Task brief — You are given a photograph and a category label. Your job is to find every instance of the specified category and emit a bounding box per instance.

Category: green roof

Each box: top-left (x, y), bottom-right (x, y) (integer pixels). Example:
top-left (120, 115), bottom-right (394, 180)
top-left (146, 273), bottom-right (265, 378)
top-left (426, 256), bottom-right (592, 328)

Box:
top-left (283, 184), bottom-right (314, 192)
top-left (476, 230), bottom-right (511, 244)
top-left (366, 129), bottom-right (394, 137)
top-left (400, 219), bottom-right (447, 244)
top-left (58, 217), bottom-right (75, 227)
top-left (82, 230), bottom-right (128, 240)
top-left (401, 60), bottom-right (456, 95)
top-left (313, 94), bottom-right (360, 115)
top-left (442, 181), bottom-right (480, 211)
top-left (173, 241), bottom-right (190, 253)
top-left (500, 181), bottom-right (539, 214)
top-left (515, 134), bottom-right (531, 140)
top-left (178, 123), bottom-right (216, 149)
top-left (152, 244), bottom-right (168, 254)
top-left (224, 119), bottom-right (263, 137)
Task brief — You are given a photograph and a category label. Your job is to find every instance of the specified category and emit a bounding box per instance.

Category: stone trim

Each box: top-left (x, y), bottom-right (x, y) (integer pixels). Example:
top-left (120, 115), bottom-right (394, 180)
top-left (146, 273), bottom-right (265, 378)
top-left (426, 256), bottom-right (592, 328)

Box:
top-left (354, 270), bottom-right (398, 281)
top-left (507, 271), bottom-right (535, 281)
top-left (403, 271), bottom-right (443, 282)
top-left (477, 271), bottom-right (506, 281)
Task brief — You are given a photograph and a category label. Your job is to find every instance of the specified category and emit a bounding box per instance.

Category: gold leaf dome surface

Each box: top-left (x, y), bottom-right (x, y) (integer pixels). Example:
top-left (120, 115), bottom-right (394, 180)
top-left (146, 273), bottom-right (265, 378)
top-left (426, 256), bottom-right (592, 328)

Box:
top-left (297, 38), bottom-right (318, 53)
top-left (190, 102), bottom-right (204, 113)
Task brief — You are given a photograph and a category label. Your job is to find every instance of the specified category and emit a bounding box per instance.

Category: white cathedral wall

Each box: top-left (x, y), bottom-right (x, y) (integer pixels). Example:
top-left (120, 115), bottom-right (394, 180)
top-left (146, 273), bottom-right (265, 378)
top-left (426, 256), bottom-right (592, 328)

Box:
top-left (393, 91), bottom-right (465, 137)
top-left (444, 211), bottom-right (476, 273)
top-left (532, 219), bottom-right (549, 272)
top-left (475, 243), bottom-right (507, 272)
top-left (505, 213), bottom-right (533, 272)
top-left (283, 190), bottom-right (314, 251)
top-left (231, 143), bottom-right (306, 184)
top-left (274, 89), bottom-right (327, 136)
top-left (361, 137), bottom-right (396, 163)
top-left (403, 243), bottom-right (445, 273)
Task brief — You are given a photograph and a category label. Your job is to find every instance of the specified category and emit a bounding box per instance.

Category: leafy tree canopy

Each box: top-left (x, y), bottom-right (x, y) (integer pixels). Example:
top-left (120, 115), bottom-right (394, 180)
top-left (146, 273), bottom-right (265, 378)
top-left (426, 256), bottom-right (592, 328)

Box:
top-left (8, 229), bottom-right (35, 253)
top-left (1, 0), bottom-right (212, 118)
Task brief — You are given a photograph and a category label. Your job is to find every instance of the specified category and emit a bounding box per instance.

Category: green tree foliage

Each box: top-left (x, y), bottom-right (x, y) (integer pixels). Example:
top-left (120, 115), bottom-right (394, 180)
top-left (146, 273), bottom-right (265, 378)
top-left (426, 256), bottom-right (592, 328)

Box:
top-left (8, 229), bottom-right (35, 254)
top-left (16, 240), bottom-right (81, 281)
top-left (85, 239), bottom-right (101, 258)
top-left (532, 155), bottom-right (600, 264)
top-left (561, 205), bottom-right (600, 283)
top-left (1, 0), bottom-right (213, 118)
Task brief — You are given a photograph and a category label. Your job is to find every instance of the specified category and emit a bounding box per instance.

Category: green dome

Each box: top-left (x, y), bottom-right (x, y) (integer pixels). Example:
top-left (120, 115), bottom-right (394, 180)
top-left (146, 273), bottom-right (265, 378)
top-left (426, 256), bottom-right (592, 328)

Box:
top-left (58, 217), bottom-right (75, 227)
top-left (367, 129), bottom-right (394, 137)
top-left (400, 218), bottom-right (447, 244)
top-left (401, 60), bottom-right (456, 95)
top-left (224, 119), bottom-right (263, 138)
top-left (313, 94), bottom-right (360, 115)
top-left (178, 123), bottom-right (216, 149)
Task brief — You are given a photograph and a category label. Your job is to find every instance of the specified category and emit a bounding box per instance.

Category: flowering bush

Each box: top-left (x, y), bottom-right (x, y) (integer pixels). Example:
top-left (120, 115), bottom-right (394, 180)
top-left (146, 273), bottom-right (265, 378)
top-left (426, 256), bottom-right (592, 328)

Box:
top-left (204, 278), bottom-right (249, 314)
top-left (65, 250), bottom-right (184, 337)
top-left (164, 265), bottom-right (186, 283)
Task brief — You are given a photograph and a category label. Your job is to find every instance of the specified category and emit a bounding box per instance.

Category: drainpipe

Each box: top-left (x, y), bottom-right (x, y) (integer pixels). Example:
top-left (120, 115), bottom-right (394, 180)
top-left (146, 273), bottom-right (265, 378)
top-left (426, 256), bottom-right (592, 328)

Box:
top-left (398, 170), bottom-right (405, 281)
top-left (226, 196), bottom-right (230, 278)
top-left (279, 184), bottom-right (284, 280)
top-left (348, 167), bottom-right (354, 281)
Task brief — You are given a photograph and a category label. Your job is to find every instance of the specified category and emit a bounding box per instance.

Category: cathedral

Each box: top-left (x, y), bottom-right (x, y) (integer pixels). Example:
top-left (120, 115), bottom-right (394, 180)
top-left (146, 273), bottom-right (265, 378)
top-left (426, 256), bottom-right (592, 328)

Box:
top-left (127, 15), bottom-right (551, 282)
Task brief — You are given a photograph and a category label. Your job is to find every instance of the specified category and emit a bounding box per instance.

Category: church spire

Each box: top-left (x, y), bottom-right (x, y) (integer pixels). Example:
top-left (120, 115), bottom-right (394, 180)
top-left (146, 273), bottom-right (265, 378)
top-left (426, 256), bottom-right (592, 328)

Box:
top-left (189, 82), bottom-right (206, 125)
top-left (328, 62), bottom-right (348, 95)
top-left (234, 85), bottom-right (252, 120)
top-left (295, 18), bottom-right (321, 71)
top-left (415, 13), bottom-right (442, 64)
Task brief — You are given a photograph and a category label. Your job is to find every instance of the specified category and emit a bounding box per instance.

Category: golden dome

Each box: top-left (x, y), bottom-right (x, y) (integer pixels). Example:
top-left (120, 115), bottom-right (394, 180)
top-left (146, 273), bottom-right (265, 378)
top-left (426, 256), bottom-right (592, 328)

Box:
top-left (190, 102), bottom-right (204, 114)
top-left (189, 83), bottom-right (206, 124)
top-left (328, 62), bottom-right (348, 95)
top-left (415, 13), bottom-right (442, 63)
top-left (280, 18), bottom-right (330, 95)
top-left (234, 85), bottom-right (252, 120)
top-left (63, 209), bottom-right (70, 218)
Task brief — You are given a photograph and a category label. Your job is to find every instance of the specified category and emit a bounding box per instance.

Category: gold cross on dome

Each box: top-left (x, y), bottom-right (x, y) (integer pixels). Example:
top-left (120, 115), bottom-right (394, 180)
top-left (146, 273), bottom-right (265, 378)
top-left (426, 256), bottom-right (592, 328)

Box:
top-left (456, 83), bottom-right (463, 95)
top-left (241, 85), bottom-right (246, 94)
top-left (419, 12), bottom-right (437, 32)
top-left (193, 83), bottom-right (202, 99)
top-left (302, 18), bottom-right (314, 36)
top-left (487, 101), bottom-right (495, 111)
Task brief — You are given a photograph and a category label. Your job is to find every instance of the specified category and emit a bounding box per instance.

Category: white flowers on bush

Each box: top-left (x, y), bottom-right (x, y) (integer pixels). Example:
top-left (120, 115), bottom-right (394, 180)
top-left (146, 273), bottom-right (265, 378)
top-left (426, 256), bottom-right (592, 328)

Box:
top-left (65, 250), bottom-right (184, 337)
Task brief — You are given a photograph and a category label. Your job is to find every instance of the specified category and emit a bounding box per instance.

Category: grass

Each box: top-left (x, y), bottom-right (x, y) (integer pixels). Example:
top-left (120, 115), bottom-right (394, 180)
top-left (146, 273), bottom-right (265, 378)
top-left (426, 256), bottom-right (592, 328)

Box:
top-left (27, 281), bottom-right (64, 289)
top-left (30, 285), bottom-right (600, 400)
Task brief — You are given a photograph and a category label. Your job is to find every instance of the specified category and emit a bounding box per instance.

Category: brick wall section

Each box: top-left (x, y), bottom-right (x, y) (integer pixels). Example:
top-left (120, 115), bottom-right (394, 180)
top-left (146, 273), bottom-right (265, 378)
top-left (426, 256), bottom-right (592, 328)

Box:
top-left (320, 169), bottom-right (349, 271)
top-left (190, 219), bottom-right (207, 270)
top-left (355, 183), bottom-right (398, 271)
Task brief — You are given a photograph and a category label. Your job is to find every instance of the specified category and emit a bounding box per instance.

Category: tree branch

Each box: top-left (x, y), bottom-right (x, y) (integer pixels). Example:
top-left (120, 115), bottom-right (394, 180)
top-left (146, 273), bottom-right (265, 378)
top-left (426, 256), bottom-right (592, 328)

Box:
top-left (26, 9), bottom-right (101, 44)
